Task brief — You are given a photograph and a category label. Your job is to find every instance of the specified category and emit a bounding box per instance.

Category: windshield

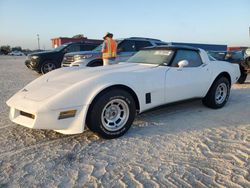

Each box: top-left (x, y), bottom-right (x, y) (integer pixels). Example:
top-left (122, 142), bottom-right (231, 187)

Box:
top-left (53, 44), bottom-right (67, 52)
top-left (126, 49), bottom-right (174, 65)
top-left (92, 40), bottom-right (122, 52)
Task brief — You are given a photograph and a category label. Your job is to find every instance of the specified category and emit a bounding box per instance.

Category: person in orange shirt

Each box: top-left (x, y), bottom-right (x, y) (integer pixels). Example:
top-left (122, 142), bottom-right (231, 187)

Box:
top-left (101, 32), bottom-right (117, 66)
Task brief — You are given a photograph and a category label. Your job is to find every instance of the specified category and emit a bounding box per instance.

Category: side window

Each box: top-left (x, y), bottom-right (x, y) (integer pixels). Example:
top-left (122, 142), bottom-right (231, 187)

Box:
top-left (80, 44), bottom-right (97, 51)
top-left (117, 40), bottom-right (136, 52)
top-left (171, 50), bottom-right (203, 67)
top-left (135, 41), bottom-right (152, 51)
top-left (208, 55), bottom-right (217, 61)
top-left (66, 45), bottom-right (81, 53)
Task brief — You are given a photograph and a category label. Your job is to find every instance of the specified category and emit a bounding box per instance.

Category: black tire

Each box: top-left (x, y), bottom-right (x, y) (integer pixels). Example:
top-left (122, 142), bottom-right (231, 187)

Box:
top-left (41, 61), bottom-right (56, 74)
top-left (202, 77), bottom-right (230, 109)
top-left (237, 71), bottom-right (247, 84)
top-left (87, 59), bottom-right (103, 67)
top-left (86, 89), bottom-right (136, 139)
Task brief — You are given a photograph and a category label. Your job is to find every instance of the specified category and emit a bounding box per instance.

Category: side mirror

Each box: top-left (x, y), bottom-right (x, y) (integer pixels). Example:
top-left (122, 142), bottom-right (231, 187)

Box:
top-left (178, 60), bottom-right (189, 68)
top-left (63, 48), bottom-right (68, 53)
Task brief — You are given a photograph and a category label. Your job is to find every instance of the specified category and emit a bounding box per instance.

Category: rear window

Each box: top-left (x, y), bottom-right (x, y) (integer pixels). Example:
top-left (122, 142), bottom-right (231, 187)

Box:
top-left (208, 51), bottom-right (226, 61)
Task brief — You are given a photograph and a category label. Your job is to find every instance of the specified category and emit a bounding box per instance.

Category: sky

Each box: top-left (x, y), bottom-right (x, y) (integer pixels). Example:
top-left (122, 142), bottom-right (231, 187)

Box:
top-left (0, 0), bottom-right (249, 50)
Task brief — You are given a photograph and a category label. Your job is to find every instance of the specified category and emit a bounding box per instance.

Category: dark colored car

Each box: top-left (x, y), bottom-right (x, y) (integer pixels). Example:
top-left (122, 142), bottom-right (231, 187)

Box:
top-left (208, 50), bottom-right (250, 84)
top-left (25, 42), bottom-right (101, 74)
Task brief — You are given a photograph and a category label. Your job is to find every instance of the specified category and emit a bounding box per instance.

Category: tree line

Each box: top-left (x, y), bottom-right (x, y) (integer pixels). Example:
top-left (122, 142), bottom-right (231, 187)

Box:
top-left (0, 45), bottom-right (32, 55)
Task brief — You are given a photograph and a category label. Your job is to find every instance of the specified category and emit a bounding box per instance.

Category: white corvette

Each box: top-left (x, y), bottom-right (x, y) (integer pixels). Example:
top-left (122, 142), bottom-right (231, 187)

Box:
top-left (6, 45), bottom-right (240, 139)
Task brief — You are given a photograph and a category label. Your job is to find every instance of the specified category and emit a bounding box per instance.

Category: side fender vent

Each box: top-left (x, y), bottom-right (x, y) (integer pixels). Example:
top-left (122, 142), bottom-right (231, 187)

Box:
top-left (145, 93), bottom-right (151, 104)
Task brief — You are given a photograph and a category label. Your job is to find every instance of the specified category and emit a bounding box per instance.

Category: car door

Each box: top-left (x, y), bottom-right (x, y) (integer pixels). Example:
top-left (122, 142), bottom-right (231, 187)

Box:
top-left (165, 49), bottom-right (211, 103)
top-left (116, 40), bottom-right (136, 62)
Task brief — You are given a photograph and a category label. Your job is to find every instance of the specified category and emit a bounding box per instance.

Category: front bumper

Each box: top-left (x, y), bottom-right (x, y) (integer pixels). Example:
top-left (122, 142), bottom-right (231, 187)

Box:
top-left (25, 59), bottom-right (39, 70)
top-left (7, 97), bottom-right (88, 134)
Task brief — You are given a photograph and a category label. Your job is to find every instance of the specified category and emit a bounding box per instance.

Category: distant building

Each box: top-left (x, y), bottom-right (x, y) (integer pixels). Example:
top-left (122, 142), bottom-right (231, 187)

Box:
top-left (227, 46), bottom-right (249, 51)
top-left (51, 34), bottom-right (102, 48)
top-left (169, 42), bottom-right (227, 51)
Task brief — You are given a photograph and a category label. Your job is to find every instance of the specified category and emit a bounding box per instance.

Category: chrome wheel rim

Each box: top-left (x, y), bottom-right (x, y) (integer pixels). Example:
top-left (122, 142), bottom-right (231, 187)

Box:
top-left (43, 63), bottom-right (55, 73)
top-left (101, 99), bottom-right (129, 131)
top-left (215, 83), bottom-right (228, 104)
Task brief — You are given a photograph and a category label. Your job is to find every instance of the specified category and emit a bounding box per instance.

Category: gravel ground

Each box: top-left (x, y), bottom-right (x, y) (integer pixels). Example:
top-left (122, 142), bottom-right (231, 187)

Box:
top-left (0, 56), bottom-right (249, 188)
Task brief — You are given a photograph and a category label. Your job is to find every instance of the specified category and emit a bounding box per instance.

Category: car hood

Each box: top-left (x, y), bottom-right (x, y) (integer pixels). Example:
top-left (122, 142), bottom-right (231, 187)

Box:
top-left (20, 63), bottom-right (160, 101)
top-left (47, 63), bottom-right (156, 84)
top-left (29, 50), bottom-right (58, 57)
top-left (65, 51), bottom-right (101, 57)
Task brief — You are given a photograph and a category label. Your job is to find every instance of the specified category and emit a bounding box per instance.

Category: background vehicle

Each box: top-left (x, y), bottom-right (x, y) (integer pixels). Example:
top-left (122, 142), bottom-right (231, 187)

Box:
top-left (7, 45), bottom-right (240, 139)
top-left (62, 37), bottom-right (167, 67)
top-left (245, 48), bottom-right (250, 56)
top-left (208, 50), bottom-right (250, 84)
top-left (25, 42), bottom-right (101, 74)
top-left (8, 51), bottom-right (25, 56)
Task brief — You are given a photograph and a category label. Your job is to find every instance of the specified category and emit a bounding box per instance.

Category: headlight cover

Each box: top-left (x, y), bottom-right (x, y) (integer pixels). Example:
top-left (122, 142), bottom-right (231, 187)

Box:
top-left (31, 55), bottom-right (40, 60)
top-left (74, 54), bottom-right (93, 61)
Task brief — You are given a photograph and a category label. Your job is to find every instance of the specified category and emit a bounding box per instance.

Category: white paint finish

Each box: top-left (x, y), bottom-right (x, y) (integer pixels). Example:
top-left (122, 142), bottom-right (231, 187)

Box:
top-left (164, 65), bottom-right (212, 103)
top-left (6, 49), bottom-right (241, 134)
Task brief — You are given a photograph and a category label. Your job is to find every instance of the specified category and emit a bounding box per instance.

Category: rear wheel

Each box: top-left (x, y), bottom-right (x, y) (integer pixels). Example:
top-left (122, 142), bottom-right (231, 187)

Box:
top-left (202, 77), bottom-right (230, 109)
top-left (86, 89), bottom-right (136, 139)
top-left (41, 62), bottom-right (56, 74)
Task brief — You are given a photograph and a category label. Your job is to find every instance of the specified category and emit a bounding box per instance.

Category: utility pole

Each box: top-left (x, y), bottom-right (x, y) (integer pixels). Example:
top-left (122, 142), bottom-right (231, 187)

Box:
top-left (37, 34), bottom-right (40, 50)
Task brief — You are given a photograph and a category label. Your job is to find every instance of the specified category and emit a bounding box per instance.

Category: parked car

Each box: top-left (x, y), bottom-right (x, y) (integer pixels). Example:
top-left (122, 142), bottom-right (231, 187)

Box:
top-left (7, 45), bottom-right (240, 139)
top-left (208, 50), bottom-right (250, 84)
top-left (25, 42), bottom-right (101, 74)
top-left (62, 37), bottom-right (167, 67)
top-left (9, 51), bottom-right (25, 56)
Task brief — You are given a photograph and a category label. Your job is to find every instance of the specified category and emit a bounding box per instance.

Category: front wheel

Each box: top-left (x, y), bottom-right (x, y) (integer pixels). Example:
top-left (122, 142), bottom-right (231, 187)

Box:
top-left (86, 89), bottom-right (136, 139)
top-left (202, 77), bottom-right (230, 109)
top-left (41, 62), bottom-right (56, 74)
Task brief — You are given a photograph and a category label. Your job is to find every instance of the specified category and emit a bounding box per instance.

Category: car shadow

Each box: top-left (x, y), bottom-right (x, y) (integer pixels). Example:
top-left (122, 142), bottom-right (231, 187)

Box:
top-left (1, 87), bottom-right (250, 154)
top-left (126, 88), bottom-right (250, 138)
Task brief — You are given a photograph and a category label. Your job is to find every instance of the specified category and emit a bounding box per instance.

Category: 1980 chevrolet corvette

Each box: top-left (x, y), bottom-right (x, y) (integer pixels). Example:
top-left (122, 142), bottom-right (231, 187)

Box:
top-left (6, 45), bottom-right (240, 139)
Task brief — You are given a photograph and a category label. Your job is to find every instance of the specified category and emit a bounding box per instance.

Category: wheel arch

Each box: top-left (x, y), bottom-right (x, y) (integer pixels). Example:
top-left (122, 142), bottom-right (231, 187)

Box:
top-left (86, 84), bottom-right (140, 122)
top-left (214, 72), bottom-right (232, 86)
top-left (204, 71), bottom-right (231, 97)
top-left (87, 58), bottom-right (103, 67)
